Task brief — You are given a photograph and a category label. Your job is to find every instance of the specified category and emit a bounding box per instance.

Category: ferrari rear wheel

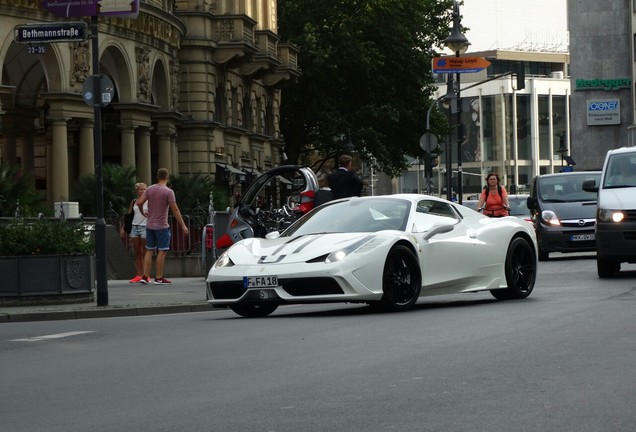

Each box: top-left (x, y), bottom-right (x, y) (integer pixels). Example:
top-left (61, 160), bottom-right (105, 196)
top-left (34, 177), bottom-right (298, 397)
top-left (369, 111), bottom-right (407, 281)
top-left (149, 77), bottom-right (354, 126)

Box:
top-left (230, 303), bottom-right (279, 318)
top-left (379, 245), bottom-right (422, 311)
top-left (491, 237), bottom-right (536, 300)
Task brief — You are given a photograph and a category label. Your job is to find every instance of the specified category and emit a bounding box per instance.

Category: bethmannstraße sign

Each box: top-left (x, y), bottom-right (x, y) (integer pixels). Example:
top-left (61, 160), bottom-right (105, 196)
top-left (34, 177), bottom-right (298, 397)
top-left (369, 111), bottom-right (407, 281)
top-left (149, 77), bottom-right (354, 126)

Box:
top-left (14, 22), bottom-right (88, 43)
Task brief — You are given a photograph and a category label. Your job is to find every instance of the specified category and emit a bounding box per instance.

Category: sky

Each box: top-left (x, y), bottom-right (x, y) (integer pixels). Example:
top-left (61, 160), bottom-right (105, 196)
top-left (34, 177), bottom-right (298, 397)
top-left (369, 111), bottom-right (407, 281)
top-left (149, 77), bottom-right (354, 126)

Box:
top-left (457, 0), bottom-right (568, 53)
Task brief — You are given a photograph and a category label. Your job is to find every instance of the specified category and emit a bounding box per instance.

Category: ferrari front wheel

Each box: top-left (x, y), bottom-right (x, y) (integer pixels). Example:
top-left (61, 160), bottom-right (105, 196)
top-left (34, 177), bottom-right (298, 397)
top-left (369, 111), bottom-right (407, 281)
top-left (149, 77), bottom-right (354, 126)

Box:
top-left (379, 245), bottom-right (422, 311)
top-left (491, 237), bottom-right (536, 300)
top-left (230, 303), bottom-right (278, 318)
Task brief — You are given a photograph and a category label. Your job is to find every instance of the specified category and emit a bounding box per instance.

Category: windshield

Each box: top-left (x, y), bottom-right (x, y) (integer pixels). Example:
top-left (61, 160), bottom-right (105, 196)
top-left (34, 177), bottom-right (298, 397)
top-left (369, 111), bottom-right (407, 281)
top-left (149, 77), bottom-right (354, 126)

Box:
top-left (538, 173), bottom-right (600, 202)
top-left (603, 154), bottom-right (636, 188)
top-left (283, 198), bottom-right (411, 236)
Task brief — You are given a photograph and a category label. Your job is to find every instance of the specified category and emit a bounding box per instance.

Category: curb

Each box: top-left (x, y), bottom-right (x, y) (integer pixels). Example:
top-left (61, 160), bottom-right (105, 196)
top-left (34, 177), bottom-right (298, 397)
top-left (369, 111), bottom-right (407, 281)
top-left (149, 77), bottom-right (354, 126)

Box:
top-left (0, 302), bottom-right (217, 323)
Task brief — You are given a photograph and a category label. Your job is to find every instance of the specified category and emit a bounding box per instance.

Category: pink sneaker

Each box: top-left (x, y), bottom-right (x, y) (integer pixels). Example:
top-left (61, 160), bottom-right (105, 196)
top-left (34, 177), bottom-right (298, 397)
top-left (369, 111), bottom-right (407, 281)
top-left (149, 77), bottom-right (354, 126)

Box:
top-left (153, 277), bottom-right (172, 285)
top-left (129, 275), bottom-right (143, 284)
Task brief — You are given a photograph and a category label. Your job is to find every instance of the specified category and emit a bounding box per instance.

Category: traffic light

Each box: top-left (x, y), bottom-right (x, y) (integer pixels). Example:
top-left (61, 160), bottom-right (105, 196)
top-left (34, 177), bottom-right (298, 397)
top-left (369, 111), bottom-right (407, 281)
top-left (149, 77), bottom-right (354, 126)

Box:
top-left (514, 62), bottom-right (525, 90)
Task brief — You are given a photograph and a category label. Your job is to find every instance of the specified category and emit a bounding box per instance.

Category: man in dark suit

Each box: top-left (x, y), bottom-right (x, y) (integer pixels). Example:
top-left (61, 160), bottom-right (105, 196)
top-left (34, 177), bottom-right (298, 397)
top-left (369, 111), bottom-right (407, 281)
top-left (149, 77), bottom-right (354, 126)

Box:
top-left (327, 154), bottom-right (364, 199)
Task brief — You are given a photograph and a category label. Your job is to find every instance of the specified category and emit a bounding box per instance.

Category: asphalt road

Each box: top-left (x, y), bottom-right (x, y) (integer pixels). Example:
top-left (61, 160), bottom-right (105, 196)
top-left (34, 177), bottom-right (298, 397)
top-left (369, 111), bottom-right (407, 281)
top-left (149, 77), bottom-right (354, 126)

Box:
top-left (2, 253), bottom-right (636, 432)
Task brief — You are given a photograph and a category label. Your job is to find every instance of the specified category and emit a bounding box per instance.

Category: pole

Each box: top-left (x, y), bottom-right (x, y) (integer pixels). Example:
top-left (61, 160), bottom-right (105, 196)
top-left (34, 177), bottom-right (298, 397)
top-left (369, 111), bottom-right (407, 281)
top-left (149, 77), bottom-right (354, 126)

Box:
top-left (91, 16), bottom-right (108, 306)
top-left (445, 75), bottom-right (453, 201)
top-left (455, 50), bottom-right (463, 205)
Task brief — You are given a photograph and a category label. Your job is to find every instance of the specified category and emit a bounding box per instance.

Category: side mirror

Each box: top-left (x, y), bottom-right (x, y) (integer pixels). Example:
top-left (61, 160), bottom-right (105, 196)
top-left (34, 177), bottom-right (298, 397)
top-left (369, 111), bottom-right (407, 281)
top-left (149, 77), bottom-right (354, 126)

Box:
top-left (526, 196), bottom-right (537, 210)
top-left (265, 231), bottom-right (280, 239)
top-left (422, 223), bottom-right (455, 241)
top-left (582, 178), bottom-right (599, 193)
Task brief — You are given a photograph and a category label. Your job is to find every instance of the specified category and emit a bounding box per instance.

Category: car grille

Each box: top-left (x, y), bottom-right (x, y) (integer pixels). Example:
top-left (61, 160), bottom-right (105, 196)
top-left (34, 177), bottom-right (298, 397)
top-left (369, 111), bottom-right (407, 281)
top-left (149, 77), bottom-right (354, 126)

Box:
top-left (560, 219), bottom-right (595, 228)
top-left (624, 210), bottom-right (636, 222)
top-left (209, 277), bottom-right (344, 300)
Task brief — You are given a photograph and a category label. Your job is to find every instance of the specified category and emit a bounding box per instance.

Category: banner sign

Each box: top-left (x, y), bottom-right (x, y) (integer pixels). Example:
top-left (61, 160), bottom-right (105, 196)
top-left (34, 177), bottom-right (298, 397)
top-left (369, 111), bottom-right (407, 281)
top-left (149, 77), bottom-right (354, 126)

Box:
top-left (587, 99), bottom-right (621, 126)
top-left (432, 56), bottom-right (491, 74)
top-left (42, 0), bottom-right (140, 18)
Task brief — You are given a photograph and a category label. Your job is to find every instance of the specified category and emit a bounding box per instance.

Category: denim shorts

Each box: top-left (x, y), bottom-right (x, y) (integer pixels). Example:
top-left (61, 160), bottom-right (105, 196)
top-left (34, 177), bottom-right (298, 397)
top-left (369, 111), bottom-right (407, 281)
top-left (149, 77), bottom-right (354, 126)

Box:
top-left (145, 227), bottom-right (171, 251)
top-left (129, 224), bottom-right (146, 239)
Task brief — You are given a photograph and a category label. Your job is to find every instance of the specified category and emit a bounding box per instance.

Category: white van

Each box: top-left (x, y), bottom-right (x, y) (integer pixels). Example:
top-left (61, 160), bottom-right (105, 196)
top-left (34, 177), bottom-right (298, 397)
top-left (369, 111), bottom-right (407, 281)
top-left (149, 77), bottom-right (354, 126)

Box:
top-left (582, 147), bottom-right (636, 277)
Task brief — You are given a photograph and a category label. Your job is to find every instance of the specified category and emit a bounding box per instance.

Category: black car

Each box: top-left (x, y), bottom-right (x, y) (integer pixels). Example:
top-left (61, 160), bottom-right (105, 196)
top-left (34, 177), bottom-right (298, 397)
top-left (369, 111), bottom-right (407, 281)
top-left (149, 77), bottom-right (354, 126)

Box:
top-left (527, 171), bottom-right (601, 261)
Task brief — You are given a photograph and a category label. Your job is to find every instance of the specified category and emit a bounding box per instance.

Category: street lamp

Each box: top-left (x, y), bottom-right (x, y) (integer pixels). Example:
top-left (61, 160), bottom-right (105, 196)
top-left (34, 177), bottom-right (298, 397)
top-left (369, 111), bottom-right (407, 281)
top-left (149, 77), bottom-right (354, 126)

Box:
top-left (444, 0), bottom-right (470, 204)
top-left (343, 129), bottom-right (355, 153)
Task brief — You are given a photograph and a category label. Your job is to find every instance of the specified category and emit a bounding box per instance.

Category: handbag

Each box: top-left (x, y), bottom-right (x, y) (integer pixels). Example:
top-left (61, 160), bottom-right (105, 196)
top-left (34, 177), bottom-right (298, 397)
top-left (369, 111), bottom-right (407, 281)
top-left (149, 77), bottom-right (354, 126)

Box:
top-left (123, 200), bottom-right (134, 234)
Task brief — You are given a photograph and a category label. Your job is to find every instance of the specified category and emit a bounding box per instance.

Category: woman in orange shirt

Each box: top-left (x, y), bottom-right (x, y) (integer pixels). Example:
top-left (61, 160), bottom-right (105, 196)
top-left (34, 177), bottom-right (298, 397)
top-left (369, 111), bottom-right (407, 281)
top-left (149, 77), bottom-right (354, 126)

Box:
top-left (476, 172), bottom-right (510, 217)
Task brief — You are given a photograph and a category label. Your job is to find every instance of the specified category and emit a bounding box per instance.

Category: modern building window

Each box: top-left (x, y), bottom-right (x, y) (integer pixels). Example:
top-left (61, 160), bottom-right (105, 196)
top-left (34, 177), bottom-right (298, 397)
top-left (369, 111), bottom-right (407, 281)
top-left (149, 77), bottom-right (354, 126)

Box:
top-left (538, 95), bottom-right (551, 160)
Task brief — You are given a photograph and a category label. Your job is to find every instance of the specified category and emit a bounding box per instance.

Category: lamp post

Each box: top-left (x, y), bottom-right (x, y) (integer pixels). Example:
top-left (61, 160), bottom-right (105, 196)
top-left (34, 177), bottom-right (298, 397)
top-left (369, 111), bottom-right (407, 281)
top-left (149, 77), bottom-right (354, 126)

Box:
top-left (444, 0), bottom-right (470, 204)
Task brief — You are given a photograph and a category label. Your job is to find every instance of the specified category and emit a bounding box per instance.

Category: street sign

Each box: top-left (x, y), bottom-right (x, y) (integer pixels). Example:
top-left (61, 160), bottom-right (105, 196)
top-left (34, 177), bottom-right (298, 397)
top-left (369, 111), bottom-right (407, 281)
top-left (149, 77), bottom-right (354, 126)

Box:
top-left (14, 22), bottom-right (88, 44)
top-left (419, 132), bottom-right (438, 153)
top-left (432, 56), bottom-right (491, 74)
top-left (82, 75), bottom-right (115, 107)
top-left (42, 0), bottom-right (140, 19)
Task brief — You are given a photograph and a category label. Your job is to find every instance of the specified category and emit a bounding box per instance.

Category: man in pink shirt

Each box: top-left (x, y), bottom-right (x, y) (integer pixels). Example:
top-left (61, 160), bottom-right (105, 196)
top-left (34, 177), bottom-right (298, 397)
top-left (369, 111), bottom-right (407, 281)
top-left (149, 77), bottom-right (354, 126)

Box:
top-left (135, 168), bottom-right (189, 284)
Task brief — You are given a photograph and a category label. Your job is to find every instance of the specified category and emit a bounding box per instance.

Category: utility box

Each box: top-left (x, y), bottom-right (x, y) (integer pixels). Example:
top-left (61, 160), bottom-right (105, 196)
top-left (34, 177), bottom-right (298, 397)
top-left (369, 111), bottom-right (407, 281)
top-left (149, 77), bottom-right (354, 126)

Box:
top-left (54, 201), bottom-right (79, 219)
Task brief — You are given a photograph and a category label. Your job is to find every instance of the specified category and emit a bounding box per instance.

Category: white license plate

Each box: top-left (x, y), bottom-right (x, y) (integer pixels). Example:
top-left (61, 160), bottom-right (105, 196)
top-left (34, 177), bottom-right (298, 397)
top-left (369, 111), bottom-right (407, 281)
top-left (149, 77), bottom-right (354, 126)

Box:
top-left (571, 234), bottom-right (595, 241)
top-left (243, 275), bottom-right (279, 288)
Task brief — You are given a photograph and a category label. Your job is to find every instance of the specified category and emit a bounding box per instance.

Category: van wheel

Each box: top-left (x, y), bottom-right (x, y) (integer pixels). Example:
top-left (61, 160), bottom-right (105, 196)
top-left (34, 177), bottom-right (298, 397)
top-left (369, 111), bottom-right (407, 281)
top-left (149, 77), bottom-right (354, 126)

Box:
top-left (538, 250), bottom-right (549, 261)
top-left (597, 258), bottom-right (620, 278)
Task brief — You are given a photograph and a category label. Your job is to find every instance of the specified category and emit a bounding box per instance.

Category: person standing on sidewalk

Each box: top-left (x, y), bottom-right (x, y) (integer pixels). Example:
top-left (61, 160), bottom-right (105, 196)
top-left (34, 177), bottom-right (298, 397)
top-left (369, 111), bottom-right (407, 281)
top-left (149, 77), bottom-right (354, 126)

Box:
top-left (136, 168), bottom-right (189, 285)
top-left (123, 182), bottom-right (148, 283)
top-left (327, 154), bottom-right (364, 199)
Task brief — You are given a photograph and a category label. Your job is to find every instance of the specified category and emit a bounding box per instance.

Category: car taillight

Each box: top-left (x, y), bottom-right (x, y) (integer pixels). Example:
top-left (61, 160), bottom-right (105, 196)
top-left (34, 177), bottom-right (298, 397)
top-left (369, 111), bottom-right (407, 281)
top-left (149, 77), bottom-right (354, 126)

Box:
top-left (298, 190), bottom-right (315, 213)
top-left (216, 233), bottom-right (233, 249)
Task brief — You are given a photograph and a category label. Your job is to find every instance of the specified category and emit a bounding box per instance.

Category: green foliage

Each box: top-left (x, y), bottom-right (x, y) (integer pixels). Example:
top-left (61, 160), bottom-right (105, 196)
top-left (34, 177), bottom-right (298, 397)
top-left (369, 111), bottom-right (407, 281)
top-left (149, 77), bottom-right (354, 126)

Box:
top-left (278, 0), bottom-right (455, 176)
top-left (0, 218), bottom-right (94, 256)
top-left (71, 164), bottom-right (137, 216)
top-left (0, 162), bottom-right (47, 217)
top-left (168, 172), bottom-right (230, 213)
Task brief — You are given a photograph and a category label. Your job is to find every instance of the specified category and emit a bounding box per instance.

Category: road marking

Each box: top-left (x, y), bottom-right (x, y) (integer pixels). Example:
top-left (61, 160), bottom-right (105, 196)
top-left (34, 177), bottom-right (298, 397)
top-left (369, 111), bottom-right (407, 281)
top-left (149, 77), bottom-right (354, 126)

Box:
top-left (11, 331), bottom-right (95, 342)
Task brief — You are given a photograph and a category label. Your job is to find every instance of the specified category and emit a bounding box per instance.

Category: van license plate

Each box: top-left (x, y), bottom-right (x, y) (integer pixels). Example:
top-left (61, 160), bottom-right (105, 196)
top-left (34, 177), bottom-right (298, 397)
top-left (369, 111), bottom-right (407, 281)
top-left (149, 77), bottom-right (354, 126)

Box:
top-left (571, 234), bottom-right (594, 241)
top-left (244, 275), bottom-right (279, 288)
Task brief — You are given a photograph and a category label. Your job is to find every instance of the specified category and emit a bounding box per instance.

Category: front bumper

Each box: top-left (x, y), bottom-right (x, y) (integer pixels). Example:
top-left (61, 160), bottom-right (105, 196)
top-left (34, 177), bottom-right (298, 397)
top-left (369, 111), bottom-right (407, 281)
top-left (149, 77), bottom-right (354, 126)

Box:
top-left (536, 222), bottom-right (596, 254)
top-left (596, 220), bottom-right (636, 262)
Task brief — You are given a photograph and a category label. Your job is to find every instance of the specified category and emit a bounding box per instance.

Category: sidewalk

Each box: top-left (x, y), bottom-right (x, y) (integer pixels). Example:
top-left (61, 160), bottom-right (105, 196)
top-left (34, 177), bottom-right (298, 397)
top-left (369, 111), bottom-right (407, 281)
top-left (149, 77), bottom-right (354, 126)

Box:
top-left (0, 277), bottom-right (217, 323)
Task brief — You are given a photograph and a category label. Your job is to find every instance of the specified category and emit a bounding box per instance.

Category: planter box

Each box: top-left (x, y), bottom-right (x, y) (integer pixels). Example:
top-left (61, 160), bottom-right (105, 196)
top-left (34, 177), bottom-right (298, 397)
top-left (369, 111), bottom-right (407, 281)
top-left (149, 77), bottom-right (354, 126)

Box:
top-left (0, 255), bottom-right (95, 297)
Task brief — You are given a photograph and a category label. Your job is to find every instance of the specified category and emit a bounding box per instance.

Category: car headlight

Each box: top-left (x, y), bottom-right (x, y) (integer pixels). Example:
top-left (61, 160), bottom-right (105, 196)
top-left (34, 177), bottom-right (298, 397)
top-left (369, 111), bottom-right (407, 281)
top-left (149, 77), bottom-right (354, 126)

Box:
top-left (540, 210), bottom-right (560, 226)
top-left (598, 208), bottom-right (624, 223)
top-left (325, 236), bottom-right (376, 263)
top-left (214, 251), bottom-right (234, 268)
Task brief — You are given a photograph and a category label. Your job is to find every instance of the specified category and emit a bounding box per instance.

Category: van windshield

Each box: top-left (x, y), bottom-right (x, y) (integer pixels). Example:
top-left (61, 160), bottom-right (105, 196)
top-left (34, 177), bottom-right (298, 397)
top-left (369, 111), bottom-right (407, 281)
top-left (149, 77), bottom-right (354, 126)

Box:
top-left (538, 173), bottom-right (601, 202)
top-left (603, 154), bottom-right (636, 189)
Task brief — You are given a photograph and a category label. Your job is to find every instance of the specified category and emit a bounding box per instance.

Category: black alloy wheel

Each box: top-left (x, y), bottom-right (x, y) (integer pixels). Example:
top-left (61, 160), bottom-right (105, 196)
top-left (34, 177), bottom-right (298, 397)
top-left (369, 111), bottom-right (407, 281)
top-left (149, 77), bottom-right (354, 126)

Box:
top-left (379, 245), bottom-right (422, 311)
top-left (491, 237), bottom-right (536, 300)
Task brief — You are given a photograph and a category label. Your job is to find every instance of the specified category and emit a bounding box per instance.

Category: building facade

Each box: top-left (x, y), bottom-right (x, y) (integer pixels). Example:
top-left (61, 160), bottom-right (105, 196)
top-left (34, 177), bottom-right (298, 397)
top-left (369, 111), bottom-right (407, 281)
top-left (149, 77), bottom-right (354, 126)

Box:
top-left (0, 0), bottom-right (298, 207)
top-left (400, 50), bottom-right (571, 198)
top-left (568, 0), bottom-right (635, 170)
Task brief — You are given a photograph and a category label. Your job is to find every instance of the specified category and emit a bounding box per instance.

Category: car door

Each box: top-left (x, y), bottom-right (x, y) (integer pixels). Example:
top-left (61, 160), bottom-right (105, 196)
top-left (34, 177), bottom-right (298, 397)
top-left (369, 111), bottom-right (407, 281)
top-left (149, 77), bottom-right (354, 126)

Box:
top-left (415, 199), bottom-right (483, 290)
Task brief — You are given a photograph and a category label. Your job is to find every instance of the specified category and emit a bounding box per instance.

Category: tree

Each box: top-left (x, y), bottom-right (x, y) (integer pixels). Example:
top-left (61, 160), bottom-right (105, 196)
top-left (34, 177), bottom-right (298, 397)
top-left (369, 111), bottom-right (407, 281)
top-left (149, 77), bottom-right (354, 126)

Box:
top-left (278, 0), bottom-right (454, 177)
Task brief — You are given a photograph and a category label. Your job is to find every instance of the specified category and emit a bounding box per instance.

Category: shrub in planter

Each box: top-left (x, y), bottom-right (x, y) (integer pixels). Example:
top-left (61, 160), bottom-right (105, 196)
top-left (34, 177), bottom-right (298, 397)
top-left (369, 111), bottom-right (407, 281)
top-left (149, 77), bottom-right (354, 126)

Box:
top-left (0, 219), bottom-right (95, 299)
top-left (0, 218), bottom-right (94, 256)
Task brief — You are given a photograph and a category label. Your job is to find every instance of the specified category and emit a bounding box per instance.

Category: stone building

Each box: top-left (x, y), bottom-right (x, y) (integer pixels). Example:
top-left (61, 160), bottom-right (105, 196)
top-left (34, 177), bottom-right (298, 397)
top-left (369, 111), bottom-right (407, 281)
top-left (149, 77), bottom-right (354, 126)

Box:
top-left (0, 0), bottom-right (299, 207)
top-left (568, 0), bottom-right (635, 170)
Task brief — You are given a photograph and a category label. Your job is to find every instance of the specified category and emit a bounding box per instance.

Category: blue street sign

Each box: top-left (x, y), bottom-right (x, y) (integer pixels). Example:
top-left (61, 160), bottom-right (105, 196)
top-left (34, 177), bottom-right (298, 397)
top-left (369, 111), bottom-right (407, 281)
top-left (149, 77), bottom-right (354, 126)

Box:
top-left (14, 22), bottom-right (89, 44)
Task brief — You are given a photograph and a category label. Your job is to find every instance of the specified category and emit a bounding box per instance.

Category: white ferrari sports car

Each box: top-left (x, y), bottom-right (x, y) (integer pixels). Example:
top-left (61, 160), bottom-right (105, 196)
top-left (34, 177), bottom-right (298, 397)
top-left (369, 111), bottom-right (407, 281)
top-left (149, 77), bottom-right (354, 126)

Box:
top-left (206, 194), bottom-right (538, 317)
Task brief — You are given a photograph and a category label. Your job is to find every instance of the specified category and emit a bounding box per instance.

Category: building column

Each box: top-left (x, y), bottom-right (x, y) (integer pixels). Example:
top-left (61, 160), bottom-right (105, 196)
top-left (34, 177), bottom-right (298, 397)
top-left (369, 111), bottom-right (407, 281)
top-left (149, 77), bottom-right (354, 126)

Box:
top-left (171, 134), bottom-right (179, 175)
top-left (121, 126), bottom-right (136, 168)
top-left (79, 119), bottom-right (94, 177)
top-left (158, 132), bottom-right (171, 172)
top-left (51, 118), bottom-right (69, 202)
top-left (136, 126), bottom-right (152, 184)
